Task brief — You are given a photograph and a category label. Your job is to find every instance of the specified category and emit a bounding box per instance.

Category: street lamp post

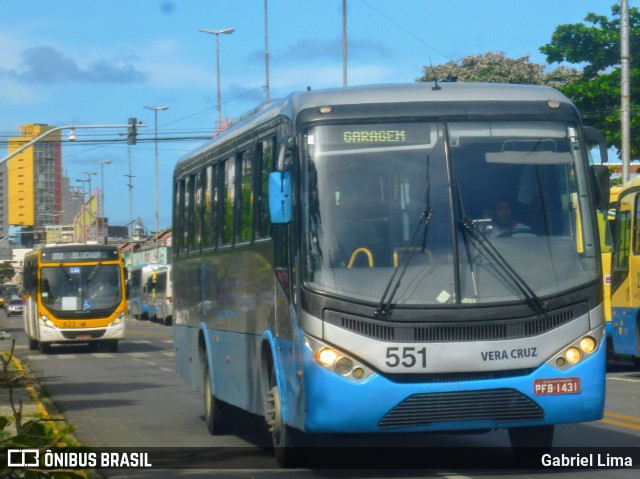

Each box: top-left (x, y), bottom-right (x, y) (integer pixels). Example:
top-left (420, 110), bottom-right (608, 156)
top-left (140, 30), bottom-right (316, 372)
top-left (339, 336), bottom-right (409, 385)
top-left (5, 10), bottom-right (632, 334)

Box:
top-left (143, 105), bottom-right (169, 262)
top-left (199, 27), bottom-right (235, 130)
top-left (81, 171), bottom-right (97, 241)
top-left (96, 160), bottom-right (111, 242)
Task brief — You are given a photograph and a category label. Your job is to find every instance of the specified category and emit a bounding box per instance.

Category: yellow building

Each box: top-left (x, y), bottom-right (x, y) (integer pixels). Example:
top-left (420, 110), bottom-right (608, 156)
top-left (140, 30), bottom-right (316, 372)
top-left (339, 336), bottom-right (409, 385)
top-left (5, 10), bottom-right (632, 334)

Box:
top-left (6, 124), bottom-right (63, 229)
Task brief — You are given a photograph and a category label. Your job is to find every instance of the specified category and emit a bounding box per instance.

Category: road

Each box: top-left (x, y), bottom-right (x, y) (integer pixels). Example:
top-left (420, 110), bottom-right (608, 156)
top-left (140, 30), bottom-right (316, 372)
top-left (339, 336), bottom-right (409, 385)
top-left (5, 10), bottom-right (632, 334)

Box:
top-left (1, 309), bottom-right (639, 478)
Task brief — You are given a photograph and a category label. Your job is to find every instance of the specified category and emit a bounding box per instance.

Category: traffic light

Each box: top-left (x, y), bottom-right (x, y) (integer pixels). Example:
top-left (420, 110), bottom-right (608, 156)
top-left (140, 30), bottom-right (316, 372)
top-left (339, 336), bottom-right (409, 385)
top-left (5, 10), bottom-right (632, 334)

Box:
top-left (127, 117), bottom-right (137, 145)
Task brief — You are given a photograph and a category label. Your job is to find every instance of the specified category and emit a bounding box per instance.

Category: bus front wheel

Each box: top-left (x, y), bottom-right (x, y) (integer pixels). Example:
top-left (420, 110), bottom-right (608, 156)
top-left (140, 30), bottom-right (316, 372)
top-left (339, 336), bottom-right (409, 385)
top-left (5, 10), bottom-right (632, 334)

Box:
top-left (28, 338), bottom-right (39, 351)
top-left (266, 370), bottom-right (301, 467)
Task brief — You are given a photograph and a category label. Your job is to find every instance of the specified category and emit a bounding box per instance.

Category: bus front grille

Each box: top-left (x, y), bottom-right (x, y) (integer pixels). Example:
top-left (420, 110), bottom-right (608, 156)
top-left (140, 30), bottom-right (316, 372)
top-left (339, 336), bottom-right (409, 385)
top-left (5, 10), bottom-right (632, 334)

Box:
top-left (378, 389), bottom-right (543, 428)
top-left (326, 302), bottom-right (585, 343)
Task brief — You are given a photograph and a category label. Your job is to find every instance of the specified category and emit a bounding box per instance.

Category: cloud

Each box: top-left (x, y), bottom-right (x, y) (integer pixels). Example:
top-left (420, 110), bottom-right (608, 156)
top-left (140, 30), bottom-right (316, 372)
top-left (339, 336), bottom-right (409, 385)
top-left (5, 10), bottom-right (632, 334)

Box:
top-left (1, 46), bottom-right (146, 84)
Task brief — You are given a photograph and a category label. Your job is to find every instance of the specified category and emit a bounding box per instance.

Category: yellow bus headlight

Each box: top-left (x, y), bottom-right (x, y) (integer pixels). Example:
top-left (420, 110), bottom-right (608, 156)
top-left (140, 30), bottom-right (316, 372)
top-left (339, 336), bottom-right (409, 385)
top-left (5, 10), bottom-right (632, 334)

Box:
top-left (110, 312), bottom-right (126, 326)
top-left (40, 314), bottom-right (56, 329)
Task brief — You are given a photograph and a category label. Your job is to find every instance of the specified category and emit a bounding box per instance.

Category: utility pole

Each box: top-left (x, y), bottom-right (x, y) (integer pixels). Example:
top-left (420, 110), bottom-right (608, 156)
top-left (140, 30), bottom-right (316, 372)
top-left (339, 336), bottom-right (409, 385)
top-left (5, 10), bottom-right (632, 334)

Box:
top-left (621, 0), bottom-right (631, 184)
top-left (264, 0), bottom-right (270, 100)
top-left (342, 0), bottom-right (348, 87)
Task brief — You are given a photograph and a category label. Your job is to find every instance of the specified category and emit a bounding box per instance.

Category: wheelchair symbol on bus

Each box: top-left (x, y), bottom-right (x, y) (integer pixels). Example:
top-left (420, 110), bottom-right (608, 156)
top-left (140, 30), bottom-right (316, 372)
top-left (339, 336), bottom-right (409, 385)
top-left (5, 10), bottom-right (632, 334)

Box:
top-left (83, 300), bottom-right (92, 310)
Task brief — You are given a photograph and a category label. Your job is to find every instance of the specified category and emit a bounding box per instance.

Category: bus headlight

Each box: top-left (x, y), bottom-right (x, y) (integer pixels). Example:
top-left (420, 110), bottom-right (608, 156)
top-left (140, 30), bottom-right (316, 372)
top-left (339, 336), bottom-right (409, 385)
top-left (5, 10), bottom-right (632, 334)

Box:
top-left (565, 347), bottom-right (581, 364)
top-left (547, 325), bottom-right (604, 370)
top-left (110, 312), bottom-right (125, 326)
top-left (40, 314), bottom-right (57, 329)
top-left (318, 348), bottom-right (338, 367)
top-left (580, 336), bottom-right (596, 354)
top-left (305, 335), bottom-right (373, 381)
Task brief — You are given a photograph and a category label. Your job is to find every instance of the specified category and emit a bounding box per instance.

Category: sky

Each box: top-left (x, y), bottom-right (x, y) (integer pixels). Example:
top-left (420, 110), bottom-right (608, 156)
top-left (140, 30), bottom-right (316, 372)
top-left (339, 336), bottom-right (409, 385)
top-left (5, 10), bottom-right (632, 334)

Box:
top-left (0, 0), bottom-right (628, 231)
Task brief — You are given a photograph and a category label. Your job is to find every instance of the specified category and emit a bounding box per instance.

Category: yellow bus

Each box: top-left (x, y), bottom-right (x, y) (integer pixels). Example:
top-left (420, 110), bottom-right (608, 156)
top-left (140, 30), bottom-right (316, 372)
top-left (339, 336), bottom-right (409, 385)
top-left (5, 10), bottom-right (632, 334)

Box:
top-left (610, 179), bottom-right (640, 366)
top-left (22, 244), bottom-right (127, 353)
top-left (600, 185), bottom-right (621, 324)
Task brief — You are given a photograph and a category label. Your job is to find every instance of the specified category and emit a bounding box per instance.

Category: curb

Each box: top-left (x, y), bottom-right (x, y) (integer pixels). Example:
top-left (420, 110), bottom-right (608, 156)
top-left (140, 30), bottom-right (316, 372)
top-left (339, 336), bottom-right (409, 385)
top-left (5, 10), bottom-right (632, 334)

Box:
top-left (10, 354), bottom-right (63, 438)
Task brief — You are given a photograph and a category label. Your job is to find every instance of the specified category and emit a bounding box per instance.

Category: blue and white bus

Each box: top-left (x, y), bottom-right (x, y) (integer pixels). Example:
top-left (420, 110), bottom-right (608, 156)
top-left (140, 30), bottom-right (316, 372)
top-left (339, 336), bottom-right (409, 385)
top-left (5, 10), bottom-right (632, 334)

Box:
top-left (172, 82), bottom-right (609, 465)
top-left (127, 263), bottom-right (162, 320)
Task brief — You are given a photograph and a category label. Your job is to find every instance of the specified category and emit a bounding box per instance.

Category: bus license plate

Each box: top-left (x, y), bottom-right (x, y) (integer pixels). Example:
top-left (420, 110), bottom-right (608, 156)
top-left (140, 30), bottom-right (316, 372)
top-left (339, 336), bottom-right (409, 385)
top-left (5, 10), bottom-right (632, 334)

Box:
top-left (534, 377), bottom-right (581, 395)
top-left (75, 335), bottom-right (92, 341)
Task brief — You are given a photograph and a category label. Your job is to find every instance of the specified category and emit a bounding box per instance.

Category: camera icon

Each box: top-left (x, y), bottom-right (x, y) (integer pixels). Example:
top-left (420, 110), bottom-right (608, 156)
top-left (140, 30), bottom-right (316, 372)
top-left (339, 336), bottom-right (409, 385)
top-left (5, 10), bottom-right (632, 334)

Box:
top-left (7, 449), bottom-right (40, 467)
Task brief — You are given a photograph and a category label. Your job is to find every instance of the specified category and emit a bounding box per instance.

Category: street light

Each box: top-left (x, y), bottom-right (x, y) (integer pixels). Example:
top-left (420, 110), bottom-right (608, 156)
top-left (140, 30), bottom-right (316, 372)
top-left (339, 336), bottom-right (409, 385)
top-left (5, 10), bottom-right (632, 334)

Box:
top-left (81, 171), bottom-right (97, 241)
top-left (143, 105), bottom-right (169, 261)
top-left (199, 27), bottom-right (235, 130)
top-left (96, 160), bottom-right (111, 241)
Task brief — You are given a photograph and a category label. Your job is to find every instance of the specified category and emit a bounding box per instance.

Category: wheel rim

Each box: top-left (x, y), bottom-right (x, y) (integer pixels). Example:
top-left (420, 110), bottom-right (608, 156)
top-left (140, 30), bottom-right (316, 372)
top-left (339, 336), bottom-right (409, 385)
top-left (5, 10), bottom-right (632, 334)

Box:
top-left (267, 386), bottom-right (284, 447)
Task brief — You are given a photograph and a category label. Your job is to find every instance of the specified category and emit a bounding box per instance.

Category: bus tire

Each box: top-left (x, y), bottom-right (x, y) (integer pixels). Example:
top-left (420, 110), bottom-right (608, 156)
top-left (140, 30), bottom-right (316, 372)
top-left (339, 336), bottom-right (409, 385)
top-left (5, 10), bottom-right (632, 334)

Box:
top-left (28, 338), bottom-right (39, 351)
top-left (509, 425), bottom-right (554, 464)
top-left (203, 361), bottom-right (232, 434)
top-left (39, 342), bottom-right (51, 354)
top-left (105, 340), bottom-right (119, 353)
top-left (266, 369), bottom-right (301, 467)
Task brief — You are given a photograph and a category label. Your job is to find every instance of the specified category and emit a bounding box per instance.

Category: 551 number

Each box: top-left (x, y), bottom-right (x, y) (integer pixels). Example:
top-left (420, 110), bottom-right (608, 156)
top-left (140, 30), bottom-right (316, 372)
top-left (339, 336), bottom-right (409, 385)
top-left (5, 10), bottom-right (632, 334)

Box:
top-left (385, 346), bottom-right (427, 368)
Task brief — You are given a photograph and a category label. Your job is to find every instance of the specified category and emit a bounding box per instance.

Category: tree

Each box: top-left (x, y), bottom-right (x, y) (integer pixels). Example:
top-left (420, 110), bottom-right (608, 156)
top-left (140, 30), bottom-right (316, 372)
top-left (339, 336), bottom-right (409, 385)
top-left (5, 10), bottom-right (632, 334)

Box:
top-left (416, 51), bottom-right (580, 88)
top-left (540, 4), bottom-right (640, 159)
top-left (0, 262), bottom-right (15, 284)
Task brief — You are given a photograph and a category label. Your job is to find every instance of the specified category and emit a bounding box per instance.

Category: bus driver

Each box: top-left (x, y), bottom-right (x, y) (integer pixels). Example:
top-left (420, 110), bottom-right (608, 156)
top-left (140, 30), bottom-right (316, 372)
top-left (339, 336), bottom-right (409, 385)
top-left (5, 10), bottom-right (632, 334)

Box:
top-left (487, 200), bottom-right (535, 238)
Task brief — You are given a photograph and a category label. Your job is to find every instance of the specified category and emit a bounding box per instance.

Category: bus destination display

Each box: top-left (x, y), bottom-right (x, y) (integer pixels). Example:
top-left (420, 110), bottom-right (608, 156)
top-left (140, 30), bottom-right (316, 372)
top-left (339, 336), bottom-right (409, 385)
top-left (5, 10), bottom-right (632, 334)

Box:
top-left (41, 249), bottom-right (118, 263)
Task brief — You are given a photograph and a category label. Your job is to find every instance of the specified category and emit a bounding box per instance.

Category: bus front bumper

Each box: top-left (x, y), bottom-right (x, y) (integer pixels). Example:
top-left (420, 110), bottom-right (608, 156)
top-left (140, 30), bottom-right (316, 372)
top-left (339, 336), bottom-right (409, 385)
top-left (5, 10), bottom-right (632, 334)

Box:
top-left (38, 317), bottom-right (126, 343)
top-left (294, 340), bottom-right (606, 434)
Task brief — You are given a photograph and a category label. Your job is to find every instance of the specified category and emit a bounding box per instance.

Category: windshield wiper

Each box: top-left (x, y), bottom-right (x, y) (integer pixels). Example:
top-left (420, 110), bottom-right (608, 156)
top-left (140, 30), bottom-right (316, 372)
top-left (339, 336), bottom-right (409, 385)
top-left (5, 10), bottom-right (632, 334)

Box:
top-left (87, 263), bottom-right (102, 282)
top-left (374, 156), bottom-right (432, 319)
top-left (457, 217), bottom-right (546, 316)
top-left (455, 180), bottom-right (479, 300)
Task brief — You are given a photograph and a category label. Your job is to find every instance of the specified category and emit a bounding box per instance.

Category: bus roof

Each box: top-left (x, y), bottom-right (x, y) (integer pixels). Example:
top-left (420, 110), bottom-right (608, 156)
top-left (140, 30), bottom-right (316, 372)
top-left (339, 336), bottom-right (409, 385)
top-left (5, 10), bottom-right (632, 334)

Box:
top-left (176, 82), bottom-right (575, 170)
top-left (616, 175), bottom-right (640, 196)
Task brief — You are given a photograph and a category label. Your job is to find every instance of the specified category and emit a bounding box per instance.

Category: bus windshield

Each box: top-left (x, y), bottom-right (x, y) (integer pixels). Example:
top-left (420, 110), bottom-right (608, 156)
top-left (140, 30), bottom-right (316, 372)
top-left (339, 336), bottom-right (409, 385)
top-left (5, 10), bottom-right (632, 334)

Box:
top-left (302, 121), bottom-right (598, 308)
top-left (40, 264), bottom-right (123, 312)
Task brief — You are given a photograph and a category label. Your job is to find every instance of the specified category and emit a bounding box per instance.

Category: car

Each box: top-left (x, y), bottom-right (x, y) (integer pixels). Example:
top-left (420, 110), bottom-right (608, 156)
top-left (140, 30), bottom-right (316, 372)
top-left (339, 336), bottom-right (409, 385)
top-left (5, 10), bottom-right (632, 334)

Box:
top-left (6, 298), bottom-right (24, 316)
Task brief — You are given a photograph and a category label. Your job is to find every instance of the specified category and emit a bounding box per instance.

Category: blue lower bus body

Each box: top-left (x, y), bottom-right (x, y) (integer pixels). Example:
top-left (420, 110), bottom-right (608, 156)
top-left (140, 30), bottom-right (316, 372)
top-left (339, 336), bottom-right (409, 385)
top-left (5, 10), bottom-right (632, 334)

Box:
top-left (609, 307), bottom-right (639, 358)
top-left (294, 339), bottom-right (605, 433)
top-left (175, 323), bottom-right (606, 435)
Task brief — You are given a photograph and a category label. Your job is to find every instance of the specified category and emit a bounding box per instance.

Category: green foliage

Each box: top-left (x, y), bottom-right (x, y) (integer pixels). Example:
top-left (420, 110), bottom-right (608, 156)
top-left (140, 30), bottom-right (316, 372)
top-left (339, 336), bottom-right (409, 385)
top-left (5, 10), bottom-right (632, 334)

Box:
top-left (1, 342), bottom-right (89, 479)
top-left (0, 262), bottom-right (16, 284)
top-left (541, 3), bottom-right (640, 159)
top-left (416, 51), bottom-right (581, 88)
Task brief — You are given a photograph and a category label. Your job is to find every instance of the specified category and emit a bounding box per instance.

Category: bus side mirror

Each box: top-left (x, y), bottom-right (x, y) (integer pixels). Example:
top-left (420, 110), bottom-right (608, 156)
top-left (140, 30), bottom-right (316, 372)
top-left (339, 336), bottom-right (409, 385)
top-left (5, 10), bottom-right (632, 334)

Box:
top-left (269, 171), bottom-right (292, 224)
top-left (590, 164), bottom-right (611, 211)
top-left (584, 126), bottom-right (608, 163)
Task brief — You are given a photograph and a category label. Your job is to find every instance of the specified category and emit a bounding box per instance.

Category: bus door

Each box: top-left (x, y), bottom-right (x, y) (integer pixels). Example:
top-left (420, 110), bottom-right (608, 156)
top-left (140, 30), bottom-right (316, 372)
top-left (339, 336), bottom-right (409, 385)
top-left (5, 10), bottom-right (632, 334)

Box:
top-left (611, 190), bottom-right (640, 358)
top-left (22, 257), bottom-right (39, 344)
